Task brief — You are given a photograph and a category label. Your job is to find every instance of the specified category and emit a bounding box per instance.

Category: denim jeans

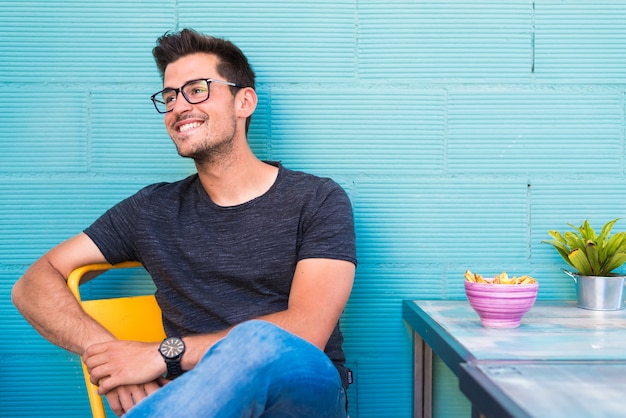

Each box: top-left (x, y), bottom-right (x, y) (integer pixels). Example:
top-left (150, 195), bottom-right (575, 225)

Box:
top-left (125, 320), bottom-right (347, 417)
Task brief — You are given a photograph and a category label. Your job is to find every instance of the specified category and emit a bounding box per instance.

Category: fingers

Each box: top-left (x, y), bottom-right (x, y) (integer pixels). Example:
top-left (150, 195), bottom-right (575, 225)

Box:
top-left (144, 380), bottom-right (163, 395)
top-left (83, 340), bottom-right (162, 392)
top-left (105, 384), bottom-right (150, 417)
top-left (86, 353), bottom-right (132, 393)
top-left (83, 342), bottom-right (111, 383)
top-left (84, 352), bottom-right (116, 387)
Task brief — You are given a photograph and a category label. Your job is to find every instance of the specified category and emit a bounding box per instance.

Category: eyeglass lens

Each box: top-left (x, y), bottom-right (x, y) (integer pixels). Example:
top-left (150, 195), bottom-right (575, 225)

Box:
top-left (155, 79), bottom-right (211, 113)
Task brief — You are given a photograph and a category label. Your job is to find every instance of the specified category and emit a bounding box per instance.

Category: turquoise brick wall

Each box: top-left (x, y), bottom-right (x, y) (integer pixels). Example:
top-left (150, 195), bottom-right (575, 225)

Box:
top-left (2, 1), bottom-right (626, 417)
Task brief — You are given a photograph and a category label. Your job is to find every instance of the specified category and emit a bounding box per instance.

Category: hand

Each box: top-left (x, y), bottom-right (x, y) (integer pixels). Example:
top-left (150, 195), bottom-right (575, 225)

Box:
top-left (104, 381), bottom-right (162, 416)
top-left (83, 340), bottom-right (165, 394)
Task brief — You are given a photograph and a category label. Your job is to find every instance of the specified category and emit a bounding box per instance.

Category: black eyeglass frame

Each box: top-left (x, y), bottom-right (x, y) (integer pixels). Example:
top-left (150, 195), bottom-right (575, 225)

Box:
top-left (150, 78), bottom-right (245, 114)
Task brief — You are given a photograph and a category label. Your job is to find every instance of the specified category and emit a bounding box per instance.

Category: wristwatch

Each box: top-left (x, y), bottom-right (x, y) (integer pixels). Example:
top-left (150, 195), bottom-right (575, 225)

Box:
top-left (159, 336), bottom-right (185, 380)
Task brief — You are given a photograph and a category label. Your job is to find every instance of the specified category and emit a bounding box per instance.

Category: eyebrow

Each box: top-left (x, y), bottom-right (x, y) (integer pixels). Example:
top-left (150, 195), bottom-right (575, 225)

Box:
top-left (162, 77), bottom-right (220, 90)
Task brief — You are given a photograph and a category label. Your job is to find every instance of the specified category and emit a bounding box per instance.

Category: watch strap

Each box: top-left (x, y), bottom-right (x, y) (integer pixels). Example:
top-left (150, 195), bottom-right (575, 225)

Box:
top-left (164, 358), bottom-right (184, 380)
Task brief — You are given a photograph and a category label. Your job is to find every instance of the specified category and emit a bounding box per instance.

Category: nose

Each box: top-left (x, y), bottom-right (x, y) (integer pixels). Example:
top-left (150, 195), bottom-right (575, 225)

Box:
top-left (170, 91), bottom-right (192, 114)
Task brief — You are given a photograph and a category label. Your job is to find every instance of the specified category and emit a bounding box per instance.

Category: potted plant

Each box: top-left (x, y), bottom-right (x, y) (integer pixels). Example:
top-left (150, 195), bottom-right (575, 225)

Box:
top-left (543, 218), bottom-right (626, 310)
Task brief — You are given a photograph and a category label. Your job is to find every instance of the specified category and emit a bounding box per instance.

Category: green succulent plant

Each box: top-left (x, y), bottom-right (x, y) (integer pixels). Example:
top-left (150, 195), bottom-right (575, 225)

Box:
top-left (543, 218), bottom-right (626, 277)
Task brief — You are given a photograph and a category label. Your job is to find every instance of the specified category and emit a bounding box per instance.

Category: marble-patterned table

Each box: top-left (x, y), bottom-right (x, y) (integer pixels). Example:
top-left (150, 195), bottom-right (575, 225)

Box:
top-left (402, 300), bottom-right (626, 418)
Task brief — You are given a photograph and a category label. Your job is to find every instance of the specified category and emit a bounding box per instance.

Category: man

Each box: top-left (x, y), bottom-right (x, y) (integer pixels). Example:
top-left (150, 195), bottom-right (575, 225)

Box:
top-left (12, 28), bottom-right (356, 417)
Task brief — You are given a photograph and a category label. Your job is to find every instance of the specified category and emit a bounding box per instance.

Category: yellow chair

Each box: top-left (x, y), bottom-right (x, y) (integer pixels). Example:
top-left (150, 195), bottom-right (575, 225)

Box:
top-left (67, 261), bottom-right (165, 418)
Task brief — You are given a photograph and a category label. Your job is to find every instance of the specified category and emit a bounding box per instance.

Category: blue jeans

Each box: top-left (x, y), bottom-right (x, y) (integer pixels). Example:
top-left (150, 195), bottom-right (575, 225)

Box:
top-left (125, 320), bottom-right (347, 417)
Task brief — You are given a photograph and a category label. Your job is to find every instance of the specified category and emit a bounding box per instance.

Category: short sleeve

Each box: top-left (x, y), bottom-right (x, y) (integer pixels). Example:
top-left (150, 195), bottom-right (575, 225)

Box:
top-left (83, 184), bottom-right (163, 264)
top-left (297, 180), bottom-right (357, 266)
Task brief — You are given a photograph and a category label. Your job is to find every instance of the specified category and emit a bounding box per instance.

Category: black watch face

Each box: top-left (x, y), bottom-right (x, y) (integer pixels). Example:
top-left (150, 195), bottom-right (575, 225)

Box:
top-left (160, 337), bottom-right (185, 359)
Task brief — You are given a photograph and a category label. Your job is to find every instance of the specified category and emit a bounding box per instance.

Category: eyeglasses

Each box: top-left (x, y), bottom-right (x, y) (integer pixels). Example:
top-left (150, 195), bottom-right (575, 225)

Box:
top-left (150, 78), bottom-right (244, 114)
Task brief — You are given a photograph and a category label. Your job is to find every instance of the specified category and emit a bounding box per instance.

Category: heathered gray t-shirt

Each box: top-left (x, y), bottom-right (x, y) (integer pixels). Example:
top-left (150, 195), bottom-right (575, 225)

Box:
top-left (84, 162), bottom-right (357, 387)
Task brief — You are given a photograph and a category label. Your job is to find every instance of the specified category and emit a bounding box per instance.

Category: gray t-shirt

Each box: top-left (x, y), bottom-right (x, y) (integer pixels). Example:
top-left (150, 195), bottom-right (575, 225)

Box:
top-left (84, 162), bottom-right (357, 387)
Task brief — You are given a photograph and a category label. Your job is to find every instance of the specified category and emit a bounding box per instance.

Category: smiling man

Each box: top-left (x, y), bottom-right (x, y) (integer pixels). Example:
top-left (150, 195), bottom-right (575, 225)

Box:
top-left (12, 29), bottom-right (356, 417)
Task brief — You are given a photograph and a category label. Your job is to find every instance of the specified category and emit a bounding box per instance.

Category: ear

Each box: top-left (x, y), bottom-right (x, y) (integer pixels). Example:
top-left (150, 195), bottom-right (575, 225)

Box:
top-left (236, 87), bottom-right (257, 119)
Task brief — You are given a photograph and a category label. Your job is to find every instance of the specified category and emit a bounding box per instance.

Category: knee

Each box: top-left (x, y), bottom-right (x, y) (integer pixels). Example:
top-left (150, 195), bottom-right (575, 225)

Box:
top-left (222, 320), bottom-right (338, 380)
top-left (227, 320), bottom-right (302, 352)
top-left (229, 319), bottom-right (278, 337)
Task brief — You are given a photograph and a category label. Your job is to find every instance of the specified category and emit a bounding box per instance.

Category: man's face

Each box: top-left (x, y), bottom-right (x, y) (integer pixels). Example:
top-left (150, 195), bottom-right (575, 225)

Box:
top-left (162, 53), bottom-right (240, 162)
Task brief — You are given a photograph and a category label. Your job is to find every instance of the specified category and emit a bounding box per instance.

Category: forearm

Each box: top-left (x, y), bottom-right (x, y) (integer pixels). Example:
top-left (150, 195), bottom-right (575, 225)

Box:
top-left (257, 309), bottom-right (334, 350)
top-left (179, 310), bottom-right (333, 373)
top-left (12, 257), bottom-right (114, 355)
top-left (257, 258), bottom-right (355, 350)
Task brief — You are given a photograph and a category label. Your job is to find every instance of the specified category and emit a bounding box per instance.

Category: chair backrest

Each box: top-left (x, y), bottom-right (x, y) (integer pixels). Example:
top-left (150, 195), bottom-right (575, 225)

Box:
top-left (67, 262), bottom-right (165, 418)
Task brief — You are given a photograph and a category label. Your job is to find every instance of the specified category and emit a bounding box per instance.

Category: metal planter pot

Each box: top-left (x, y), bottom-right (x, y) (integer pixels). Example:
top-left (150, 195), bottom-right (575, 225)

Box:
top-left (564, 269), bottom-right (626, 310)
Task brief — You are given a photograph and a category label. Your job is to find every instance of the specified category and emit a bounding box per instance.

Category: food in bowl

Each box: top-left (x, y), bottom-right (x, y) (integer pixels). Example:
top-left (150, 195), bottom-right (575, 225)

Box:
top-left (464, 270), bottom-right (537, 285)
top-left (464, 270), bottom-right (539, 328)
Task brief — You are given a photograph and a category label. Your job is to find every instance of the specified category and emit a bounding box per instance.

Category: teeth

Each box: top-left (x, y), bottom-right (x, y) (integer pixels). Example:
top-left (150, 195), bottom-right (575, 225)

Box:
top-left (179, 122), bottom-right (201, 132)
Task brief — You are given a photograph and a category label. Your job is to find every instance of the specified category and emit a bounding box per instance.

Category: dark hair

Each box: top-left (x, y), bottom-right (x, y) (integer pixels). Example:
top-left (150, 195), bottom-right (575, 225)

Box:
top-left (153, 29), bottom-right (256, 132)
top-left (153, 28), bottom-right (255, 89)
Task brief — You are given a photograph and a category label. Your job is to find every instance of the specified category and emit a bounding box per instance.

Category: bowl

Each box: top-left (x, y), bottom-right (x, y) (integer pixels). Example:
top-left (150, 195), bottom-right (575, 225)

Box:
top-left (465, 280), bottom-right (539, 328)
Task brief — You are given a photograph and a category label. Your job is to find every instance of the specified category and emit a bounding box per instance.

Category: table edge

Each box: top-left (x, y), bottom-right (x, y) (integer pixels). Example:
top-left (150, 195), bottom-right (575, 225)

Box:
top-left (459, 362), bottom-right (532, 418)
top-left (402, 299), bottom-right (475, 376)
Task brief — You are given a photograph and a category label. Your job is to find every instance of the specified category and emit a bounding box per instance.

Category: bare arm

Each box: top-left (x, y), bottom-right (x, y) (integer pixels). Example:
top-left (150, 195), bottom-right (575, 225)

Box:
top-left (11, 232), bottom-right (114, 355)
top-left (12, 233), bottom-right (161, 415)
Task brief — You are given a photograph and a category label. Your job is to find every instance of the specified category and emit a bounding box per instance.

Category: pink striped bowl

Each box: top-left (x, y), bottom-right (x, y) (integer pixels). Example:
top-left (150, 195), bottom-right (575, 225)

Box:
top-left (465, 280), bottom-right (539, 328)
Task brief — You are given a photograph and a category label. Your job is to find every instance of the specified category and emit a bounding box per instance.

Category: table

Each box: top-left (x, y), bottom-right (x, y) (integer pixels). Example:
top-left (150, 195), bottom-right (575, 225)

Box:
top-left (402, 300), bottom-right (626, 418)
top-left (459, 361), bottom-right (626, 418)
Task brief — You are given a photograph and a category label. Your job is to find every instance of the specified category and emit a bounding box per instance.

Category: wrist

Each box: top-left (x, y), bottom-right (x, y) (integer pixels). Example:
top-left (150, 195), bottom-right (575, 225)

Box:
top-left (180, 331), bottom-right (229, 370)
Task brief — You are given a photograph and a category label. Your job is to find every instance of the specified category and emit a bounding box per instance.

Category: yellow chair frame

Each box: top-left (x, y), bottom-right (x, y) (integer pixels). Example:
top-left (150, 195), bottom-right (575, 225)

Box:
top-left (67, 262), bottom-right (165, 418)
